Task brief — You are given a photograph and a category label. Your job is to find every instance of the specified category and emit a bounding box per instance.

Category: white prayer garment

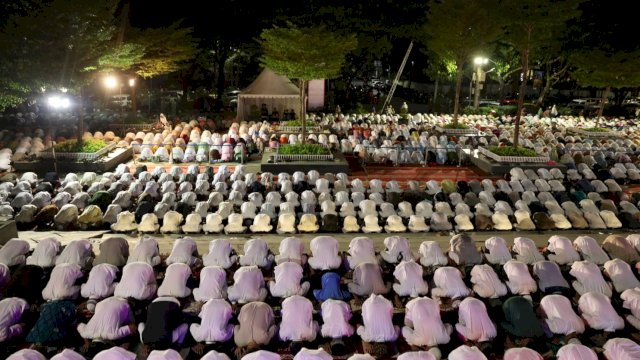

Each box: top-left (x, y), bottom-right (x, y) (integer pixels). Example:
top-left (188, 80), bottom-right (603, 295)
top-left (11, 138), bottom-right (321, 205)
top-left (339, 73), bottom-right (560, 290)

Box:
top-left (278, 295), bottom-right (319, 342)
top-left (455, 297), bottom-right (497, 342)
top-left (546, 235), bottom-right (581, 265)
top-left (418, 241), bottom-right (448, 267)
top-left (574, 236), bottom-right (610, 265)
top-left (431, 266), bottom-right (470, 300)
top-left (603, 259), bottom-right (640, 293)
top-left (308, 236), bottom-right (341, 270)
top-left (0, 239), bottom-right (30, 267)
top-left (356, 294), bottom-right (399, 342)
top-left (470, 264), bottom-right (508, 299)
top-left (189, 299), bottom-right (234, 343)
top-left (512, 237), bottom-right (544, 264)
top-left (81, 263), bottom-right (119, 300)
top-left (320, 299), bottom-right (354, 338)
top-left (503, 260), bottom-right (538, 295)
top-left (393, 260), bottom-right (429, 297)
top-left (42, 263), bottom-right (83, 301)
top-left (539, 294), bottom-right (585, 335)
top-left (269, 261), bottom-right (309, 298)
top-left (569, 260), bottom-right (612, 297)
top-left (127, 236), bottom-right (161, 267)
top-left (193, 266), bottom-right (228, 301)
top-left (0, 297), bottom-right (28, 342)
top-left (578, 292), bottom-right (624, 332)
top-left (26, 237), bottom-right (60, 267)
top-left (447, 345), bottom-right (488, 360)
top-left (56, 239), bottom-right (93, 267)
top-left (227, 266), bottom-right (267, 304)
top-left (483, 237), bottom-right (512, 265)
top-left (157, 263), bottom-right (192, 298)
top-left (292, 348), bottom-right (332, 360)
top-left (239, 238), bottom-right (273, 269)
top-left (203, 239), bottom-right (237, 269)
top-left (556, 344), bottom-right (597, 360)
top-left (381, 236), bottom-right (415, 263)
top-left (275, 237), bottom-right (305, 265)
top-left (347, 237), bottom-right (377, 269)
top-left (77, 296), bottom-right (134, 340)
top-left (503, 348), bottom-right (544, 360)
top-left (114, 262), bottom-right (157, 300)
top-left (402, 296), bottom-right (452, 347)
top-left (166, 237), bottom-right (200, 266)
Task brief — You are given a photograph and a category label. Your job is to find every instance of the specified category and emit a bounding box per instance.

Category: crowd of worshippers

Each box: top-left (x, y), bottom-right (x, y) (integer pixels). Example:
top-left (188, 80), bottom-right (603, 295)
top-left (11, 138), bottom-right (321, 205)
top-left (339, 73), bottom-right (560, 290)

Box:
top-left (3, 160), bottom-right (640, 234)
top-left (2, 233), bottom-right (640, 359)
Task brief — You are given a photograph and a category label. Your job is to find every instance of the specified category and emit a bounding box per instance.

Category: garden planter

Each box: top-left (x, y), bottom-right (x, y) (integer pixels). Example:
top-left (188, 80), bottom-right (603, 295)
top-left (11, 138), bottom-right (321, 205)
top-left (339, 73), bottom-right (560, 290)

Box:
top-left (435, 125), bottom-right (480, 135)
top-left (478, 146), bottom-right (549, 163)
top-left (39, 142), bottom-right (117, 161)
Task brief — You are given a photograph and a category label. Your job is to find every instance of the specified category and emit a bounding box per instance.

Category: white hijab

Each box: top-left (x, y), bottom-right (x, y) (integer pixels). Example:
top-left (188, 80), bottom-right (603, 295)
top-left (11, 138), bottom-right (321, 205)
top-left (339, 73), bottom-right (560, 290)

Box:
top-left (432, 266), bottom-right (470, 298)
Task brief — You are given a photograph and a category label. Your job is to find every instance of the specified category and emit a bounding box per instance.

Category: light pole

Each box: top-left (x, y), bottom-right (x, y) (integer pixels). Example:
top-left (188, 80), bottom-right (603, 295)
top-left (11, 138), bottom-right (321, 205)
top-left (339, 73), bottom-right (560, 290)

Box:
top-left (104, 75), bottom-right (118, 109)
top-left (47, 94), bottom-right (71, 174)
top-left (473, 57), bottom-right (489, 109)
top-left (129, 77), bottom-right (136, 115)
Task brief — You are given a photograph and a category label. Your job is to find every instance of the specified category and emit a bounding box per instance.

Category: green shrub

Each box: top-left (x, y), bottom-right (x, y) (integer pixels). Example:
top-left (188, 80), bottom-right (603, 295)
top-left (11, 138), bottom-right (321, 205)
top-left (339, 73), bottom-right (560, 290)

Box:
top-left (283, 120), bottom-right (316, 127)
top-left (54, 139), bottom-right (107, 153)
top-left (583, 127), bottom-right (609, 132)
top-left (443, 123), bottom-right (469, 129)
top-left (279, 143), bottom-right (330, 155)
top-left (487, 145), bottom-right (539, 157)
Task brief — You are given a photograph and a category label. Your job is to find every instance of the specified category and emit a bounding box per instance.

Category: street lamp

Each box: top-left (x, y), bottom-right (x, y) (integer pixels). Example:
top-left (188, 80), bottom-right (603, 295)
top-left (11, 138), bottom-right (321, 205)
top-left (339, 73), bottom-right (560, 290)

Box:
top-left (47, 94), bottom-right (71, 174)
top-left (473, 57), bottom-right (489, 109)
top-left (129, 77), bottom-right (137, 114)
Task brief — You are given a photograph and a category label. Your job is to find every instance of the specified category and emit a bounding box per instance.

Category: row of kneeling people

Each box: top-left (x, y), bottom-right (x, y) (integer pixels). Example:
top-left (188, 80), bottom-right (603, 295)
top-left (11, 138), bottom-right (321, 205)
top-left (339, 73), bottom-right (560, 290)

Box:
top-left (3, 239), bottom-right (640, 358)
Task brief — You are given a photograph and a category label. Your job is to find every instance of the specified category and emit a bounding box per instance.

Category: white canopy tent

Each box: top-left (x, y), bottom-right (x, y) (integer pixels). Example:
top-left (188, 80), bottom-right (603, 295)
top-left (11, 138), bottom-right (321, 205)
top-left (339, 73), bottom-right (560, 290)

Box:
top-left (236, 67), bottom-right (301, 121)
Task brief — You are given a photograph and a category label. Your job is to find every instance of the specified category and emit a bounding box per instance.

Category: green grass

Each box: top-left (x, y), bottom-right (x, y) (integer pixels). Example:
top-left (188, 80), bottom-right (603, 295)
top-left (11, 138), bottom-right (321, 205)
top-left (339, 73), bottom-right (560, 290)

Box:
top-left (278, 143), bottom-right (330, 155)
top-left (487, 146), bottom-right (539, 157)
top-left (283, 120), bottom-right (316, 127)
top-left (583, 127), bottom-right (609, 132)
top-left (54, 139), bottom-right (107, 153)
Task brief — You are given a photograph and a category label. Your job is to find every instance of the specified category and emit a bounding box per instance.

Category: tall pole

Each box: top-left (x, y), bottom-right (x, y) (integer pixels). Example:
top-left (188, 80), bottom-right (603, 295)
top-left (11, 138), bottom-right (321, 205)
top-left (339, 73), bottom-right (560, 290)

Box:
top-left (473, 65), bottom-right (482, 109)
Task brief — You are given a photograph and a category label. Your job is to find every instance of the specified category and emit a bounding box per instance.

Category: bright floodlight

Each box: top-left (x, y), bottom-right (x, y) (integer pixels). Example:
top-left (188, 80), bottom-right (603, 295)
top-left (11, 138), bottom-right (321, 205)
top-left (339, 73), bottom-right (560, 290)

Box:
top-left (104, 75), bottom-right (117, 89)
top-left (47, 95), bottom-right (70, 109)
top-left (129, 78), bottom-right (135, 87)
top-left (474, 57), bottom-right (489, 65)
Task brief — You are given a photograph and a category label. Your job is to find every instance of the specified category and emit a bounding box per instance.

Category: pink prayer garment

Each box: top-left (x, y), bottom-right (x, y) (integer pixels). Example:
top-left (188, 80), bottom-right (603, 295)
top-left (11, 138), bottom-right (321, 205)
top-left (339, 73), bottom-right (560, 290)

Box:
top-left (546, 235), bottom-right (581, 265)
top-left (26, 237), bottom-right (60, 267)
top-left (455, 297), bottom-right (497, 343)
top-left (278, 295), bottom-right (319, 342)
top-left (190, 299), bottom-right (234, 343)
top-left (292, 348), bottom-right (332, 360)
top-left (0, 297), bottom-right (28, 342)
top-left (470, 264), bottom-right (508, 299)
top-left (42, 263), bottom-right (83, 301)
top-left (269, 261), bottom-right (309, 298)
top-left (203, 239), bottom-right (237, 269)
top-left (447, 345), bottom-right (488, 360)
top-left (275, 237), bottom-right (305, 265)
top-left (539, 294), bottom-right (585, 335)
top-left (503, 260), bottom-right (537, 295)
top-left (193, 266), bottom-right (228, 301)
top-left (431, 266), bottom-right (470, 300)
top-left (200, 351), bottom-right (231, 360)
top-left (393, 260), bottom-right (429, 297)
top-left (239, 238), bottom-right (273, 269)
top-left (147, 349), bottom-right (183, 360)
top-left (241, 350), bottom-right (281, 360)
top-left (49, 349), bottom-right (86, 360)
top-left (166, 236), bottom-right (200, 266)
top-left (483, 236), bottom-right (512, 265)
top-left (356, 294), bottom-right (399, 342)
top-left (157, 262), bottom-right (192, 298)
top-left (512, 237), bottom-right (544, 264)
top-left (556, 343), bottom-right (597, 360)
top-left (114, 262), bottom-right (157, 300)
top-left (603, 337), bottom-right (640, 360)
top-left (621, 287), bottom-right (640, 330)
top-left (347, 237), bottom-right (377, 269)
top-left (569, 260), bottom-right (612, 297)
top-left (503, 347), bottom-right (544, 360)
top-left (603, 259), bottom-right (640, 293)
top-left (227, 266), bottom-right (267, 304)
top-left (578, 292), bottom-right (624, 332)
top-left (55, 239), bottom-right (93, 267)
top-left (77, 296), bottom-right (134, 341)
top-left (402, 297), bottom-right (452, 347)
top-left (320, 299), bottom-right (354, 338)
top-left (93, 346), bottom-right (137, 360)
top-left (81, 263), bottom-right (119, 300)
top-left (308, 236), bottom-right (341, 270)
top-left (0, 238), bottom-right (30, 267)
top-left (6, 349), bottom-right (47, 360)
top-left (381, 236), bottom-right (414, 264)
top-left (418, 241), bottom-right (448, 267)
top-left (396, 351), bottom-right (437, 360)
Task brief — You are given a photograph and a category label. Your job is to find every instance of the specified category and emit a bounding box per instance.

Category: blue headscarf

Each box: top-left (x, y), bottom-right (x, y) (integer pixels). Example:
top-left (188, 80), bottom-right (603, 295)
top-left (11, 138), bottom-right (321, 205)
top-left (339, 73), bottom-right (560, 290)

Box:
top-left (313, 272), bottom-right (351, 302)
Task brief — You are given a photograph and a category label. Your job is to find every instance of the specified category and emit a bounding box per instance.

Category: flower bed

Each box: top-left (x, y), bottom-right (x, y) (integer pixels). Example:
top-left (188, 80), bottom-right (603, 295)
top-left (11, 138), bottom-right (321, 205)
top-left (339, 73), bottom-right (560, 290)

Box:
top-left (275, 143), bottom-right (334, 161)
top-left (40, 140), bottom-right (116, 161)
top-left (435, 124), bottom-right (480, 135)
top-left (478, 146), bottom-right (549, 163)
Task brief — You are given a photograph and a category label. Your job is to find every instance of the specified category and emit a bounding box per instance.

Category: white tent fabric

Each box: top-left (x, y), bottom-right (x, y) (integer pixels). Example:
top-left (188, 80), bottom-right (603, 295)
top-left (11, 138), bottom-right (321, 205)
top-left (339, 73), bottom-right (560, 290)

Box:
top-left (237, 68), bottom-right (301, 121)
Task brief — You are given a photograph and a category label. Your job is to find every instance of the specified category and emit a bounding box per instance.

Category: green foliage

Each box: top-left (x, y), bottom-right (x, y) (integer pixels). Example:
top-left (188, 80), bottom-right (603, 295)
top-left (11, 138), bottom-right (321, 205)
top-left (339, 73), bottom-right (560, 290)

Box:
top-left (0, 80), bottom-right (30, 113)
top-left (54, 139), bottom-right (107, 153)
top-left (443, 123), bottom-right (469, 129)
top-left (583, 127), bottom-right (609, 132)
top-left (278, 143), bottom-right (330, 155)
top-left (259, 22), bottom-right (357, 82)
top-left (98, 43), bottom-right (146, 71)
top-left (283, 120), bottom-right (316, 127)
top-left (488, 146), bottom-right (539, 157)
